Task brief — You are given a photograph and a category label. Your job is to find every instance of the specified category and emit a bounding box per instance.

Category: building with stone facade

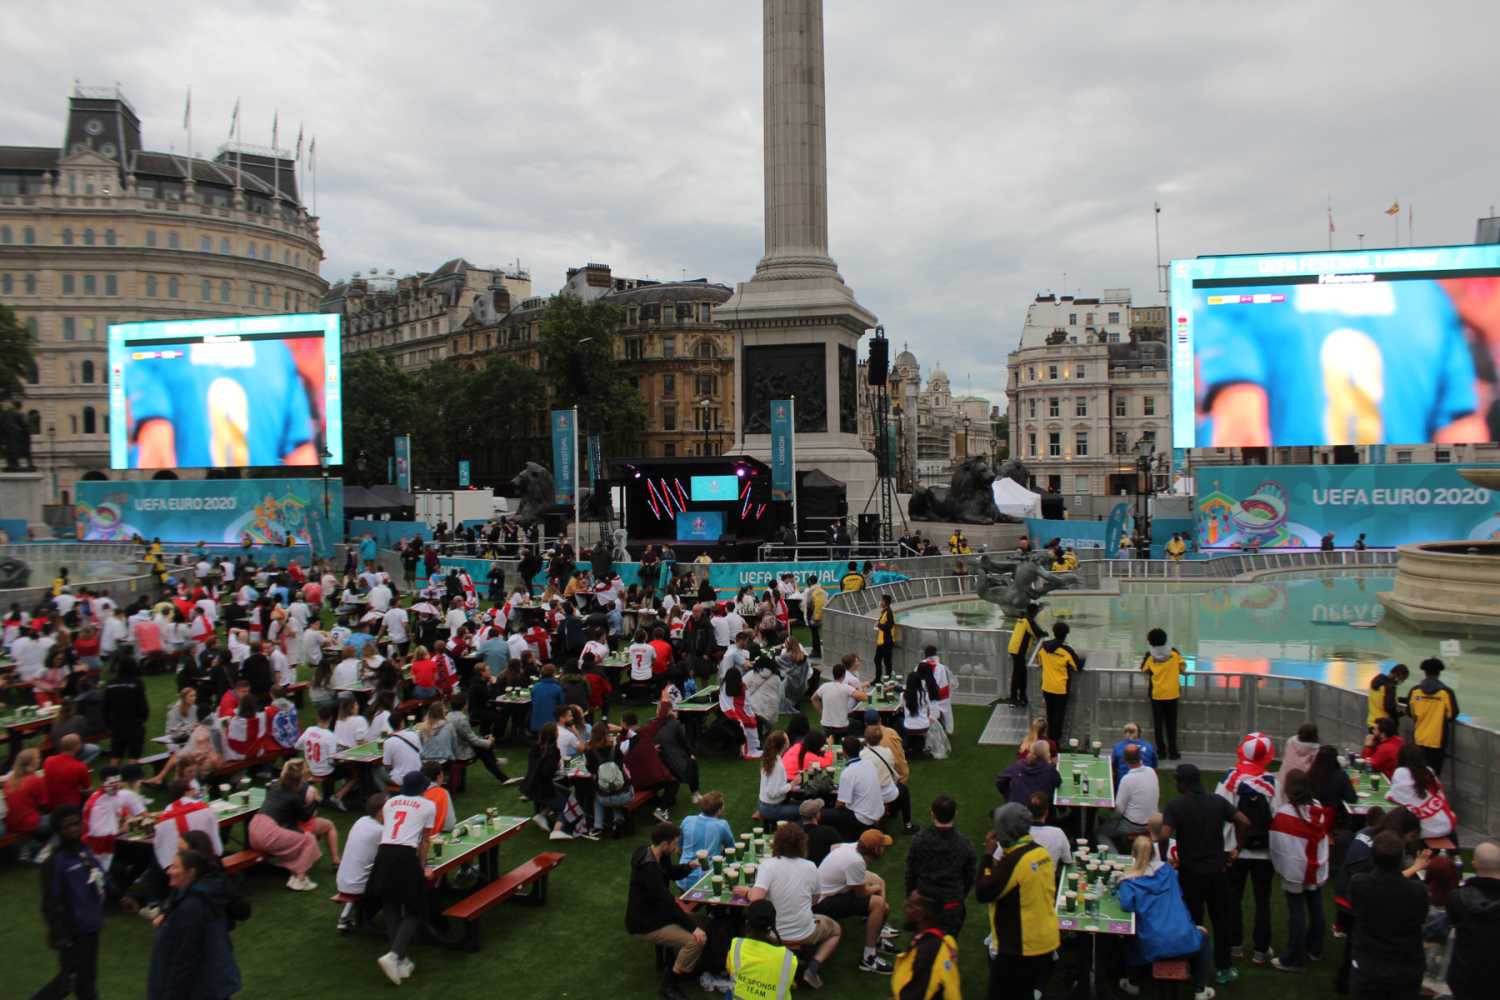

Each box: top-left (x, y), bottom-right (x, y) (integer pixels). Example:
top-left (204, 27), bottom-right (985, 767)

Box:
top-left (857, 347), bottom-right (999, 490)
top-left (0, 85), bottom-right (327, 503)
top-left (437, 263), bottom-right (737, 459)
top-left (1018, 288), bottom-right (1133, 348)
top-left (1007, 291), bottom-right (1171, 498)
top-left (322, 260), bottom-right (531, 371)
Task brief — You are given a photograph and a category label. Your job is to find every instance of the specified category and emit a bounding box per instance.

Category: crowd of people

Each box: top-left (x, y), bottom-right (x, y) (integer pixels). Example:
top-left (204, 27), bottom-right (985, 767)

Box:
top-left (2, 532), bottom-right (1496, 1000)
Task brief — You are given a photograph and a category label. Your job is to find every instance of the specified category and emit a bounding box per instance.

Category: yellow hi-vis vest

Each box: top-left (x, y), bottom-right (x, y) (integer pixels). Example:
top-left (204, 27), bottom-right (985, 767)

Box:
top-left (727, 936), bottom-right (798, 1000)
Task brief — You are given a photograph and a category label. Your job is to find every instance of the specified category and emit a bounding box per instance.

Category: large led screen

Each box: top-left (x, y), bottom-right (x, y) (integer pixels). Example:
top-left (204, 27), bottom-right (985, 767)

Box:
top-left (1170, 245), bottom-right (1500, 448)
top-left (108, 314), bottom-right (342, 470)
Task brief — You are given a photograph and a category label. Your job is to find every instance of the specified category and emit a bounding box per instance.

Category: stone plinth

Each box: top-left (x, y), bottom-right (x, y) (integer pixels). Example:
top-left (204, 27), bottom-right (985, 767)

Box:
top-left (1378, 540), bottom-right (1500, 635)
top-left (0, 472), bottom-right (47, 539)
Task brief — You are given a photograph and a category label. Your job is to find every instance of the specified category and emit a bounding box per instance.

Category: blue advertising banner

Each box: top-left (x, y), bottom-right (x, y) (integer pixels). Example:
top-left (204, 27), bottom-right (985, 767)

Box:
top-left (551, 409), bottom-right (576, 504)
top-left (675, 511), bottom-right (724, 542)
top-left (76, 478), bottom-right (345, 556)
top-left (770, 398), bottom-right (794, 501)
top-left (387, 456), bottom-right (394, 485)
top-left (394, 435), bottom-right (411, 493)
top-left (457, 460), bottom-right (470, 488)
top-left (586, 434), bottom-right (602, 488)
top-left (435, 556), bottom-right (861, 599)
top-left (1024, 517), bottom-right (1110, 553)
top-left (1195, 463), bottom-right (1500, 549)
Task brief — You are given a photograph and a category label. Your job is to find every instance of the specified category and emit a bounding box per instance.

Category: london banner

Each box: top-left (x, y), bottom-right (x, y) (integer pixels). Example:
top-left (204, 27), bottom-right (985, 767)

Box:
top-left (75, 478), bottom-right (345, 556)
top-left (1194, 463), bottom-right (1500, 549)
top-left (770, 398), bottom-right (794, 501)
top-left (394, 434), bottom-right (411, 493)
top-left (551, 409), bottom-right (576, 504)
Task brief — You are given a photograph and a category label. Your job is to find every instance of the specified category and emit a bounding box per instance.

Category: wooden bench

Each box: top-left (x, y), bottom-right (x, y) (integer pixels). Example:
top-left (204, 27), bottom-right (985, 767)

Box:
top-left (329, 891), bottom-right (369, 932)
top-left (619, 789), bottom-right (660, 833)
top-left (221, 849), bottom-right (265, 874)
top-left (441, 851), bottom-right (566, 951)
top-left (207, 748), bottom-right (287, 782)
top-left (446, 758), bottom-right (474, 793)
top-left (133, 751), bottom-right (172, 774)
top-left (283, 681), bottom-right (310, 708)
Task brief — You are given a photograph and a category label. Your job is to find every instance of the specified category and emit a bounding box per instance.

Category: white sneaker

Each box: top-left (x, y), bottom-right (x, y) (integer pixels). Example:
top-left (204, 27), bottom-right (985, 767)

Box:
top-left (691, 792), bottom-right (704, 805)
top-left (549, 827), bottom-right (573, 841)
top-left (531, 813), bottom-right (551, 833)
top-left (1117, 978), bottom-right (1141, 997)
top-left (138, 904), bottom-right (162, 921)
top-left (879, 925), bottom-right (900, 940)
top-left (653, 807), bottom-right (673, 823)
top-left (699, 971), bottom-right (733, 992)
top-left (398, 958), bottom-right (414, 980)
top-left (286, 874), bottom-right (317, 892)
top-left (1193, 988), bottom-right (1215, 1000)
top-left (377, 952), bottom-right (403, 986)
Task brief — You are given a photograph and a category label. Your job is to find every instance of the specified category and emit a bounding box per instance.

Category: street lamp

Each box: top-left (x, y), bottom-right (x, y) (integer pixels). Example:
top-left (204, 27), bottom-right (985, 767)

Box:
top-left (1134, 436), bottom-right (1155, 557)
top-left (700, 398), bottom-right (711, 456)
top-left (46, 424), bottom-right (56, 501)
top-left (960, 414), bottom-right (971, 460)
top-left (319, 446), bottom-right (332, 518)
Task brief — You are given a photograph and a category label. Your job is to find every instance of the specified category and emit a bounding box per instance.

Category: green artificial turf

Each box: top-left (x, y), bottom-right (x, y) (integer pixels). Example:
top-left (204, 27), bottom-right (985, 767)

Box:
top-left (1, 624), bottom-right (1352, 999)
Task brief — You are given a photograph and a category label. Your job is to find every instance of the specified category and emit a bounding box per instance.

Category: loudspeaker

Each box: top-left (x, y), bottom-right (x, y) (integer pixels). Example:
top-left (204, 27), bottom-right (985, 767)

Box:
top-left (857, 513), bottom-right (880, 542)
top-left (867, 337), bottom-right (888, 386)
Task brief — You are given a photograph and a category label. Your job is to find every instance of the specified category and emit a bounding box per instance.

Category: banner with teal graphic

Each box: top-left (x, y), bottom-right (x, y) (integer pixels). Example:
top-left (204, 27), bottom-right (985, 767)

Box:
top-left (434, 556), bottom-right (865, 598)
top-left (76, 478), bottom-right (345, 556)
top-left (394, 435), bottom-right (411, 492)
top-left (1195, 463), bottom-right (1500, 549)
top-left (457, 460), bottom-right (470, 488)
top-left (551, 409), bottom-right (576, 504)
top-left (770, 399), bottom-right (794, 501)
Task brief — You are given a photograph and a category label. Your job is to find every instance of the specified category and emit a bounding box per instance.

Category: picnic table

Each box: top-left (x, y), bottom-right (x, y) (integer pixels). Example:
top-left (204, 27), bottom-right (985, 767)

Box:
top-left (1348, 766), bottom-right (1389, 815)
top-left (427, 812), bottom-right (530, 882)
top-left (119, 786), bottom-right (267, 849)
top-left (1054, 751), bottom-right (1114, 842)
top-left (334, 740), bottom-right (385, 765)
top-left (0, 702), bottom-right (60, 735)
top-left (678, 829), bottom-right (776, 908)
top-left (1054, 848), bottom-right (1136, 999)
top-left (674, 684), bottom-right (720, 714)
top-left (426, 811), bottom-right (559, 950)
top-left (495, 688), bottom-right (532, 706)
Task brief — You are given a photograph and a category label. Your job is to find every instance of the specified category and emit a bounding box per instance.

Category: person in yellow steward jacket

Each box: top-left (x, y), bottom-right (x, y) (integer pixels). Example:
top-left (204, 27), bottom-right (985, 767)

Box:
top-left (1061, 547), bottom-right (1079, 571)
top-left (1408, 657), bottom-right (1459, 776)
top-left (1165, 533), bottom-right (1187, 562)
top-left (803, 574), bottom-right (828, 660)
top-left (975, 803), bottom-right (1059, 1000)
top-left (1366, 662), bottom-right (1410, 730)
top-left (839, 561), bottom-right (865, 593)
top-left (726, 899), bottom-right (798, 1000)
top-left (1139, 627), bottom-right (1187, 761)
top-left (1005, 602), bottom-right (1046, 708)
top-left (1036, 621), bottom-right (1082, 742)
top-left (873, 594), bottom-right (898, 684)
top-left (892, 891), bottom-right (961, 1000)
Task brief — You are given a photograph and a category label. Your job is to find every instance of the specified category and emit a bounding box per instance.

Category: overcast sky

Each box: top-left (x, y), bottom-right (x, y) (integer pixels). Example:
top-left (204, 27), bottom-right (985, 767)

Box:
top-left (4, 1), bottom-right (1498, 411)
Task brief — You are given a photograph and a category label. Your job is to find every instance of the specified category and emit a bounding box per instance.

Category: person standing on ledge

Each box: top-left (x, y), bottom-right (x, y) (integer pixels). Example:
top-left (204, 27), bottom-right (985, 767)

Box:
top-left (1036, 621), bottom-right (1082, 741)
top-left (1140, 628), bottom-right (1187, 761)
top-left (872, 595), bottom-right (896, 683)
top-left (1005, 602), bottom-right (1045, 708)
top-left (1407, 658), bottom-right (1459, 776)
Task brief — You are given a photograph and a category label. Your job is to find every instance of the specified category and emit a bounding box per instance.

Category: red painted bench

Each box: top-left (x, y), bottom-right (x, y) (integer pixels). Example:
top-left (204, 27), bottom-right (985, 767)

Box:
top-left (441, 851), bottom-right (566, 951)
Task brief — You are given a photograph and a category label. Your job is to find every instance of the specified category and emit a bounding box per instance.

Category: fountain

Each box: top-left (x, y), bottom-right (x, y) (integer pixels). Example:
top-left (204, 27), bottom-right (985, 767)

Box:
top-left (1377, 467), bottom-right (1500, 635)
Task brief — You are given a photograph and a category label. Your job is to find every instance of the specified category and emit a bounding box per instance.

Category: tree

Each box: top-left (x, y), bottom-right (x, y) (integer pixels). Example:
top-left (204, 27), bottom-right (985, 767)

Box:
top-left (537, 295), bottom-right (646, 462)
top-left (0, 303), bottom-right (37, 405)
top-left (339, 353), bottom-right (420, 485)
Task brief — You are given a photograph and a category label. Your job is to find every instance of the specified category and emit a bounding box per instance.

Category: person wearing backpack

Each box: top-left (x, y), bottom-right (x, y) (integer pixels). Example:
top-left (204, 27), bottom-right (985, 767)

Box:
top-left (586, 723), bottom-right (636, 837)
top-left (1215, 733), bottom-right (1278, 967)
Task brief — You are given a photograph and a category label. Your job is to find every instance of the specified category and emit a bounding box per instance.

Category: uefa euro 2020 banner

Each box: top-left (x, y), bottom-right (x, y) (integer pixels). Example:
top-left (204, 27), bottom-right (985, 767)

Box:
top-left (770, 399), bottom-right (794, 501)
top-left (551, 409), bottom-right (575, 504)
top-left (75, 478), bottom-right (345, 556)
top-left (1194, 464), bottom-right (1500, 549)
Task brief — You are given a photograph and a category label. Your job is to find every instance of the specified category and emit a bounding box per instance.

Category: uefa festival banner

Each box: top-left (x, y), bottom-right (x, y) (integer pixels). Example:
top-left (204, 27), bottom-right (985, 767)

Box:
top-left (394, 435), bottom-right (412, 492)
top-left (435, 557), bottom-right (862, 598)
top-left (458, 460), bottom-right (471, 488)
top-left (76, 478), bottom-right (345, 555)
top-left (1194, 463), bottom-right (1500, 549)
top-left (550, 409), bottom-right (576, 504)
top-left (770, 398), bottom-right (794, 501)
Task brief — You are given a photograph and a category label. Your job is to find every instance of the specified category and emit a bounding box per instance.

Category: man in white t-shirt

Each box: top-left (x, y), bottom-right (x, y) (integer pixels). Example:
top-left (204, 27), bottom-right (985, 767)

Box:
top-left (296, 709), bottom-right (341, 779)
top-left (11, 630), bottom-right (45, 681)
top-left (366, 581), bottom-right (392, 614)
top-left (718, 632), bottom-right (750, 679)
top-left (286, 597), bottom-right (310, 632)
top-left (301, 625), bottom-right (326, 667)
top-left (826, 736), bottom-right (886, 840)
top-left (920, 647), bottom-right (955, 735)
top-left (709, 607), bottom-right (734, 648)
top-left (1105, 743), bottom-right (1160, 846)
top-left (335, 793), bottom-right (386, 931)
top-left (331, 649), bottom-right (362, 690)
top-left (445, 603), bottom-right (468, 636)
top-left (53, 590), bottom-right (78, 619)
top-left (811, 661), bottom-right (866, 738)
top-left (812, 830), bottom-right (897, 973)
top-left (374, 774), bottom-right (438, 985)
top-left (1025, 796), bottom-right (1073, 869)
top-left (743, 822), bottom-right (842, 989)
top-left (382, 720), bottom-right (424, 786)
top-left (627, 633), bottom-right (656, 683)
top-left (382, 605), bottom-right (410, 655)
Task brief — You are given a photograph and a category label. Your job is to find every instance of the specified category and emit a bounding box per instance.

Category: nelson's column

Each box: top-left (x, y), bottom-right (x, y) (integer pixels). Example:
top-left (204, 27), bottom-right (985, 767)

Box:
top-left (717, 0), bottom-right (879, 513)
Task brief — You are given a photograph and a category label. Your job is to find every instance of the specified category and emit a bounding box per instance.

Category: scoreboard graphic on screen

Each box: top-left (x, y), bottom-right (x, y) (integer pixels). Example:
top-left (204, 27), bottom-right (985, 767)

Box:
top-left (108, 313), bottom-right (342, 470)
top-left (1170, 244), bottom-right (1500, 449)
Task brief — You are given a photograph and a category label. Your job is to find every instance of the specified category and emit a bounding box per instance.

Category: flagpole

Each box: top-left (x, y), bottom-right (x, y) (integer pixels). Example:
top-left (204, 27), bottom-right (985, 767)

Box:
top-left (789, 396), bottom-right (799, 537)
top-left (272, 112), bottom-right (279, 203)
top-left (571, 405), bottom-right (581, 552)
top-left (1327, 195), bottom-right (1333, 250)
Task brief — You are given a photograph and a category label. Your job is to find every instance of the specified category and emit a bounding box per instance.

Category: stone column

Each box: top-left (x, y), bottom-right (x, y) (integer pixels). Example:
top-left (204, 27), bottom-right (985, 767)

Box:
top-left (758, 0), bottom-right (837, 280)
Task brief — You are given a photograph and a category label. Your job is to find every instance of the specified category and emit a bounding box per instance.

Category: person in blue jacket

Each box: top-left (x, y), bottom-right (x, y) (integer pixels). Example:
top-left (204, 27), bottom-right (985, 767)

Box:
top-left (1116, 834), bottom-right (1216, 1000)
top-left (1110, 722), bottom-right (1159, 787)
top-left (147, 847), bottom-right (243, 1000)
top-left (529, 664), bottom-right (566, 733)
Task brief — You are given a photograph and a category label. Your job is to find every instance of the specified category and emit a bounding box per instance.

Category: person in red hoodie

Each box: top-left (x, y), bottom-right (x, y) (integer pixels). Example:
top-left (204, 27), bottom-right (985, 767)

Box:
top-left (623, 704), bottom-right (679, 822)
top-left (43, 734), bottom-right (93, 808)
top-left (1361, 717), bottom-right (1404, 778)
top-left (648, 627), bottom-right (673, 682)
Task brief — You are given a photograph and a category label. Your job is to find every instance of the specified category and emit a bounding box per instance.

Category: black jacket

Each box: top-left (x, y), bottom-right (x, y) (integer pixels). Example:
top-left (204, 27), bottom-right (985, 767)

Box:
top-left (904, 825), bottom-right (978, 903)
top-left (521, 745), bottom-right (562, 806)
top-left (147, 874), bottom-right (242, 1000)
top-left (102, 677), bottom-right (150, 730)
top-left (625, 845), bottom-right (694, 935)
top-left (1348, 868), bottom-right (1427, 984)
top-left (654, 717), bottom-right (696, 784)
top-left (1448, 876), bottom-right (1500, 998)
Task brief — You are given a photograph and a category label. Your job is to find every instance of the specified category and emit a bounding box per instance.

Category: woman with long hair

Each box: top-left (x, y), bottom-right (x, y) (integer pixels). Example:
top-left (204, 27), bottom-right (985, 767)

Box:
top-left (1117, 835), bottom-right (1216, 998)
top-left (2, 748), bottom-right (50, 842)
top-left (784, 729), bottom-right (832, 786)
top-left (1019, 717), bottom-right (1058, 760)
top-left (520, 721), bottom-right (571, 841)
top-left (900, 666), bottom-right (933, 756)
top-left (719, 665), bottom-right (762, 760)
top-left (1387, 743), bottom-right (1456, 841)
top-left (249, 758), bottom-right (331, 891)
top-left (1306, 745), bottom-right (1358, 830)
top-left (755, 730), bottom-right (801, 823)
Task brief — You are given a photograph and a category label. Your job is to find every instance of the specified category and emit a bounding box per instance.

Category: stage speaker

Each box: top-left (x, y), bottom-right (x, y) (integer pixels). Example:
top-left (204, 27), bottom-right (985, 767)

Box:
top-left (858, 513), bottom-right (880, 542)
top-left (867, 337), bottom-right (888, 386)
